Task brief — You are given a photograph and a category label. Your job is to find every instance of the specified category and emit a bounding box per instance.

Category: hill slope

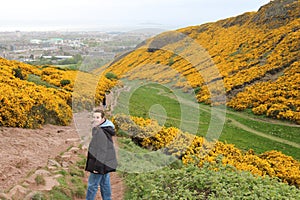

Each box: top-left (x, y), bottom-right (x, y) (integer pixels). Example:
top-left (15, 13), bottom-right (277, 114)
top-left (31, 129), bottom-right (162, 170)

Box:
top-left (105, 0), bottom-right (300, 124)
top-left (0, 58), bottom-right (116, 128)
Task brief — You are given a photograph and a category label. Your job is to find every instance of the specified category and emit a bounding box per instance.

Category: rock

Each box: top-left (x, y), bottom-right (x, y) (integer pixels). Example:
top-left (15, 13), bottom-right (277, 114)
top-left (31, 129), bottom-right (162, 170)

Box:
top-left (47, 159), bottom-right (61, 168)
top-left (36, 177), bottom-right (59, 191)
top-left (25, 171), bottom-right (49, 185)
top-left (62, 161), bottom-right (69, 168)
top-left (24, 191), bottom-right (43, 200)
top-left (69, 147), bottom-right (80, 153)
top-left (34, 169), bottom-right (51, 176)
top-left (0, 192), bottom-right (10, 200)
top-left (65, 138), bottom-right (80, 144)
top-left (47, 166), bottom-right (58, 171)
top-left (22, 182), bottom-right (30, 187)
top-left (8, 185), bottom-right (29, 200)
top-left (61, 154), bottom-right (72, 161)
top-left (53, 174), bottom-right (63, 179)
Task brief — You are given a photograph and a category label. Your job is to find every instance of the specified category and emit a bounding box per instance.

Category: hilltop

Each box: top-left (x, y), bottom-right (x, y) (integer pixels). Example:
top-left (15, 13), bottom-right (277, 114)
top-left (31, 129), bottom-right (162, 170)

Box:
top-left (105, 0), bottom-right (300, 124)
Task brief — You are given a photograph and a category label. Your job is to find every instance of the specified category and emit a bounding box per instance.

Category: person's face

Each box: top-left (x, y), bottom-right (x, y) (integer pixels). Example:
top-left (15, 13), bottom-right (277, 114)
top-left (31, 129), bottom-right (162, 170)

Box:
top-left (92, 112), bottom-right (103, 125)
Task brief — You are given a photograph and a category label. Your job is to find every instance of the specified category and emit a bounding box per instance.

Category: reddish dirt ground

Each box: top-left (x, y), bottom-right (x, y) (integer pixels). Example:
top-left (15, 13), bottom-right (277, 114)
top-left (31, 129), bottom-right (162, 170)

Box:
top-left (0, 122), bottom-right (125, 200)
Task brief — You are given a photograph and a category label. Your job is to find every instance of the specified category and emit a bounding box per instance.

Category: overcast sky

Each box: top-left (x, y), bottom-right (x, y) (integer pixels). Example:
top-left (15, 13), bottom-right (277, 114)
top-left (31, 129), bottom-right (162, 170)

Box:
top-left (0, 0), bottom-right (270, 31)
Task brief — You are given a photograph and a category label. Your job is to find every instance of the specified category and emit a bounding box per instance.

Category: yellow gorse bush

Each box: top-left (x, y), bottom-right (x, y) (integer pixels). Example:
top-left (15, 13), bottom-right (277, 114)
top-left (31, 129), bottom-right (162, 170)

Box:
top-left (0, 75), bottom-right (72, 128)
top-left (0, 58), bottom-right (117, 128)
top-left (228, 63), bottom-right (300, 123)
top-left (113, 114), bottom-right (300, 187)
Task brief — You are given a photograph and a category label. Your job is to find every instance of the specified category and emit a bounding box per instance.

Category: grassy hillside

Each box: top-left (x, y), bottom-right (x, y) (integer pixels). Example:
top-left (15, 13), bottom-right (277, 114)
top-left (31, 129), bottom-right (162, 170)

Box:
top-left (112, 82), bottom-right (299, 159)
top-left (106, 0), bottom-right (300, 124)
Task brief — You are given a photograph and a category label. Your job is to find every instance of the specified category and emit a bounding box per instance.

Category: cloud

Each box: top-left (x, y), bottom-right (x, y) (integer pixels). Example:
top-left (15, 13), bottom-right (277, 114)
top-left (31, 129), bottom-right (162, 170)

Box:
top-left (1, 0), bottom-right (270, 30)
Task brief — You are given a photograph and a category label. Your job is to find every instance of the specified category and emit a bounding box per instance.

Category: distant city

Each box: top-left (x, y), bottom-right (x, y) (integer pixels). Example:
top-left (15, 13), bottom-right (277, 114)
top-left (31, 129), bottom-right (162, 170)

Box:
top-left (0, 28), bottom-right (165, 71)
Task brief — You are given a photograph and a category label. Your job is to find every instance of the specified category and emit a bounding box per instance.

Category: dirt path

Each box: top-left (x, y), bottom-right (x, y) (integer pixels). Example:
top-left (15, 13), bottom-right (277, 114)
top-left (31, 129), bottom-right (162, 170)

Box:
top-left (0, 124), bottom-right (79, 192)
top-left (0, 89), bottom-right (126, 200)
top-left (0, 120), bottom-right (125, 200)
top-left (72, 100), bottom-right (126, 200)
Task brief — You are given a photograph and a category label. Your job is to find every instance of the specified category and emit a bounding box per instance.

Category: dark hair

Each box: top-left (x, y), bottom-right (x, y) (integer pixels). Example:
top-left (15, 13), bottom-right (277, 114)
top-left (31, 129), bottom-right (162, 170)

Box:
top-left (93, 109), bottom-right (105, 118)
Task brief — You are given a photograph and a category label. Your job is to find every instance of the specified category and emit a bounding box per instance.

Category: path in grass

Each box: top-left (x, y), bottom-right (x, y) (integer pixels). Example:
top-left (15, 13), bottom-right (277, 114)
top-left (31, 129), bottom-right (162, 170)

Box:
top-left (175, 91), bottom-right (300, 149)
top-left (113, 83), bottom-right (300, 149)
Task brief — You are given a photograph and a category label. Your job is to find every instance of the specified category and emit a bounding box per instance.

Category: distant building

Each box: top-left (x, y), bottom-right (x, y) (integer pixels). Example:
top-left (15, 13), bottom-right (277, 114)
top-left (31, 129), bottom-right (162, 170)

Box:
top-left (48, 38), bottom-right (64, 45)
top-left (30, 39), bottom-right (42, 44)
top-left (41, 55), bottom-right (72, 60)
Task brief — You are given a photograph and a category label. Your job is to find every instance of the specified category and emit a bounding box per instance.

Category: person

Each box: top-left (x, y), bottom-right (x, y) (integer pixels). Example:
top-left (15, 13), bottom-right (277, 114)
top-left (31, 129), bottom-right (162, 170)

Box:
top-left (102, 95), bottom-right (107, 109)
top-left (85, 109), bottom-right (117, 200)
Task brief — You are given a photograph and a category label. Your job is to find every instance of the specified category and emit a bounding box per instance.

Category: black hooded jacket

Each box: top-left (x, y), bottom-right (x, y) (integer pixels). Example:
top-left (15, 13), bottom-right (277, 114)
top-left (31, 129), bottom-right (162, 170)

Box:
top-left (85, 119), bottom-right (117, 174)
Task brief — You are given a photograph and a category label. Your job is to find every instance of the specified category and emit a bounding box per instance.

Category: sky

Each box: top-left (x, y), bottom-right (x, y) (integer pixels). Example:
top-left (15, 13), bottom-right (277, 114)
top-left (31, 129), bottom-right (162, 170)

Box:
top-left (0, 0), bottom-right (270, 32)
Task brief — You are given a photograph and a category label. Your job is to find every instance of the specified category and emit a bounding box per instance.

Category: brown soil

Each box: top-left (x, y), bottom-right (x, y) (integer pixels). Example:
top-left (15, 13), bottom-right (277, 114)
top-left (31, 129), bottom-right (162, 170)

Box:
top-left (0, 121), bottom-right (125, 200)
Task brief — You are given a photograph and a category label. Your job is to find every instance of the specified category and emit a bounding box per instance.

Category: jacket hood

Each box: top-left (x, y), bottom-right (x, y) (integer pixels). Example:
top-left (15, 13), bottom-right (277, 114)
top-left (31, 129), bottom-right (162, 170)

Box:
top-left (100, 119), bottom-right (115, 129)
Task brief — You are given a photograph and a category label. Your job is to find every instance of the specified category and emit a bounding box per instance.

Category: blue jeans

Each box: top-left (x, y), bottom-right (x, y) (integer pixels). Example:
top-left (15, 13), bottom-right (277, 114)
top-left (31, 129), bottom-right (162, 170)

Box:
top-left (86, 173), bottom-right (112, 200)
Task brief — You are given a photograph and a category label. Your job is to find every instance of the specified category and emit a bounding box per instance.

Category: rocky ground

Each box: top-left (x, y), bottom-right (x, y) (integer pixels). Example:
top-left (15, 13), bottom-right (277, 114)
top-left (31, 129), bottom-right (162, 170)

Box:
top-left (0, 86), bottom-right (127, 200)
top-left (0, 121), bottom-right (125, 200)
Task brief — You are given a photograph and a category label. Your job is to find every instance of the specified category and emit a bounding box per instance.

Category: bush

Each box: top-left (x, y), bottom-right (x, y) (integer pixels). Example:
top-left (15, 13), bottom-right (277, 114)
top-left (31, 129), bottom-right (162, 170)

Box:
top-left (60, 79), bottom-right (71, 86)
top-left (124, 163), bottom-right (300, 200)
top-left (13, 68), bottom-right (25, 80)
top-left (105, 72), bottom-right (118, 80)
top-left (194, 86), bottom-right (201, 94)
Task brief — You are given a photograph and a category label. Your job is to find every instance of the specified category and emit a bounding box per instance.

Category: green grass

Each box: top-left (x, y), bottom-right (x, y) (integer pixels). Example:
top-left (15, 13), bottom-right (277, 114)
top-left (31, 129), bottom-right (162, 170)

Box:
top-left (128, 83), bottom-right (182, 127)
top-left (113, 80), bottom-right (300, 160)
top-left (27, 74), bottom-right (58, 88)
top-left (227, 112), bottom-right (300, 143)
top-left (54, 64), bottom-right (78, 69)
top-left (219, 122), bottom-right (300, 158)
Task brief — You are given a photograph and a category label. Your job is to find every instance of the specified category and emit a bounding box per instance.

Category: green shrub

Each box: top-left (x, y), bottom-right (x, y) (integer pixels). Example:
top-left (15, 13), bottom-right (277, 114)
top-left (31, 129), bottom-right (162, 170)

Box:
top-left (168, 58), bottom-right (174, 66)
top-left (194, 86), bottom-right (201, 94)
top-left (60, 79), bottom-right (71, 86)
top-left (13, 68), bottom-right (25, 80)
top-left (124, 163), bottom-right (300, 200)
top-left (105, 72), bottom-right (118, 80)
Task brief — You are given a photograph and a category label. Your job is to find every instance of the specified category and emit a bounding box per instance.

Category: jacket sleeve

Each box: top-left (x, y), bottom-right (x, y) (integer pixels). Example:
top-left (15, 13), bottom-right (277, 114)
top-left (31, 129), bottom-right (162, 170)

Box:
top-left (102, 126), bottom-right (116, 136)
